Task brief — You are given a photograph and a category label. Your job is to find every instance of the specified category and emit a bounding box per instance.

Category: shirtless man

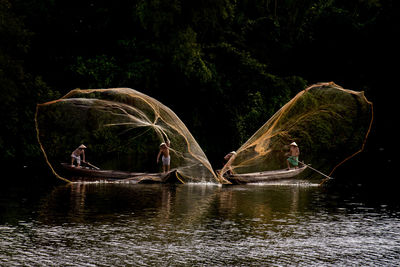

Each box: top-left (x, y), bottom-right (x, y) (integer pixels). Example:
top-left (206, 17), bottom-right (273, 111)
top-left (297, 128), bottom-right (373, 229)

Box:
top-left (286, 142), bottom-right (300, 169)
top-left (71, 144), bottom-right (86, 167)
top-left (157, 141), bottom-right (171, 173)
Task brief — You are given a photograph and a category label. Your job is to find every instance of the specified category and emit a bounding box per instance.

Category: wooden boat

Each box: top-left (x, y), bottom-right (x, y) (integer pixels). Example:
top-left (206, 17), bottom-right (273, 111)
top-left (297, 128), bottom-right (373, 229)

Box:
top-left (226, 165), bottom-right (307, 184)
top-left (60, 163), bottom-right (182, 183)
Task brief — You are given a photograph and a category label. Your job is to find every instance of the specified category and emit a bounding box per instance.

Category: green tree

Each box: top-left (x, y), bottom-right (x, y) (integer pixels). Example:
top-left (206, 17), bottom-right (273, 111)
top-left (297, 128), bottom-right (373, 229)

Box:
top-left (0, 0), bottom-right (56, 165)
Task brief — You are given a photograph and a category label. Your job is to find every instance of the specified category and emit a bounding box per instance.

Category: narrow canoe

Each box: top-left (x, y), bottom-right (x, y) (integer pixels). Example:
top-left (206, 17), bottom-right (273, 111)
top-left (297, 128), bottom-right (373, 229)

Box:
top-left (60, 163), bottom-right (181, 183)
top-left (226, 165), bottom-right (307, 184)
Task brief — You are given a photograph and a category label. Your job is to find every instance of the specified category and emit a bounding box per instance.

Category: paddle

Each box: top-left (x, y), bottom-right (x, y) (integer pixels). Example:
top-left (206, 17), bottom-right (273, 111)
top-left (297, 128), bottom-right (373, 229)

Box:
top-left (299, 161), bottom-right (333, 180)
top-left (83, 161), bottom-right (100, 170)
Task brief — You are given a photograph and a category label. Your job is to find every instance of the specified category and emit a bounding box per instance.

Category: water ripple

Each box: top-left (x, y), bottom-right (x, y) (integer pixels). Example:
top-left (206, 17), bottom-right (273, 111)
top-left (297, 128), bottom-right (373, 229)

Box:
top-left (1, 183), bottom-right (399, 266)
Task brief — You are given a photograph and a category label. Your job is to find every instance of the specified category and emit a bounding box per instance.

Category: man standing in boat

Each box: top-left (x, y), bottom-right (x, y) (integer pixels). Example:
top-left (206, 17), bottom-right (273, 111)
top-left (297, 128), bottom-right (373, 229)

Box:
top-left (157, 140), bottom-right (171, 173)
top-left (71, 144), bottom-right (86, 168)
top-left (286, 142), bottom-right (300, 169)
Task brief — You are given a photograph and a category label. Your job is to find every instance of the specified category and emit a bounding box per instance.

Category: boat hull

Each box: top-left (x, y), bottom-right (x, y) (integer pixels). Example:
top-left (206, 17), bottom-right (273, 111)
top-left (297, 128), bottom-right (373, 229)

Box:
top-left (227, 165), bottom-right (307, 184)
top-left (59, 163), bottom-right (181, 183)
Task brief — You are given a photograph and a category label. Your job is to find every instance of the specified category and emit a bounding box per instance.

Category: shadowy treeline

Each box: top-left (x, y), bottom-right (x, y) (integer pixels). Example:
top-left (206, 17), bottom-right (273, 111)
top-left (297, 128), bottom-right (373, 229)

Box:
top-left (0, 0), bottom-right (397, 180)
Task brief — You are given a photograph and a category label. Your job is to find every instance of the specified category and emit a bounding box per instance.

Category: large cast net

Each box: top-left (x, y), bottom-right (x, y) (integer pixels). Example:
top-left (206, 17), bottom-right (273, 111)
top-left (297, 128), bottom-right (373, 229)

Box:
top-left (220, 82), bottom-right (373, 179)
top-left (35, 88), bottom-right (219, 183)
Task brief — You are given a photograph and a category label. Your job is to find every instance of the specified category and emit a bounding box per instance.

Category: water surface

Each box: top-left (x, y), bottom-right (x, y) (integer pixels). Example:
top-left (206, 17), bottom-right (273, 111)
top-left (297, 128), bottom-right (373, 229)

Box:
top-left (1, 177), bottom-right (399, 266)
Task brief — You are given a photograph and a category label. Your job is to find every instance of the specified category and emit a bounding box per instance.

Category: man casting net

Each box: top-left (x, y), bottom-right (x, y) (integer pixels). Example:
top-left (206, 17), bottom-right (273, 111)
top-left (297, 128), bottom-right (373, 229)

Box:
top-left (220, 82), bottom-right (373, 180)
top-left (35, 88), bottom-right (219, 183)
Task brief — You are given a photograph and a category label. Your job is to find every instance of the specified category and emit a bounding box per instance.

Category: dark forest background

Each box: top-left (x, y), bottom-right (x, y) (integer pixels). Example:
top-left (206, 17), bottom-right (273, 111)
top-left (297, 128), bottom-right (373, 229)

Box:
top-left (0, 0), bottom-right (397, 182)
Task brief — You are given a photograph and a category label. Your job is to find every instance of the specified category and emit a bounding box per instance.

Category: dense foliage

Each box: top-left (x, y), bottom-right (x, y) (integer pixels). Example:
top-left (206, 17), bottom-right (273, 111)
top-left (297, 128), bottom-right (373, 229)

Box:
top-left (0, 0), bottom-right (396, 170)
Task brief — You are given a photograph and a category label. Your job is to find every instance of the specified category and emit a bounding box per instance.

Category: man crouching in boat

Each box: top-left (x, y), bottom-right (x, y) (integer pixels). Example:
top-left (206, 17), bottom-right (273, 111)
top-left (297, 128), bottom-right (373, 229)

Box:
top-left (223, 151), bottom-right (237, 176)
top-left (157, 141), bottom-right (170, 173)
top-left (71, 144), bottom-right (86, 167)
top-left (286, 142), bottom-right (300, 170)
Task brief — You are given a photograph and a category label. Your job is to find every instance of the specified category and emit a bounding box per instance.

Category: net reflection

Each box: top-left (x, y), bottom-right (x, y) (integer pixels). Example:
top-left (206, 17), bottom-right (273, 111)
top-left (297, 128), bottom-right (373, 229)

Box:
top-left (37, 183), bottom-right (317, 226)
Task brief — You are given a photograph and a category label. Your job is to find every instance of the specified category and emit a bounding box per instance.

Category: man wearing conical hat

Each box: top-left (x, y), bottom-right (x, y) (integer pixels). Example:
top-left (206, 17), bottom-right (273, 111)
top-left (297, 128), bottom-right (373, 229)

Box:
top-left (286, 142), bottom-right (300, 169)
top-left (71, 144), bottom-right (86, 168)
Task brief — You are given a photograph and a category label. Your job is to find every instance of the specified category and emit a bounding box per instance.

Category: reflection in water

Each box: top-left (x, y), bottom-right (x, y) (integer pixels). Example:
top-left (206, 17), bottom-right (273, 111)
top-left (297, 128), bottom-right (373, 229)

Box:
top-left (38, 182), bottom-right (312, 226)
top-left (1, 182), bottom-right (400, 266)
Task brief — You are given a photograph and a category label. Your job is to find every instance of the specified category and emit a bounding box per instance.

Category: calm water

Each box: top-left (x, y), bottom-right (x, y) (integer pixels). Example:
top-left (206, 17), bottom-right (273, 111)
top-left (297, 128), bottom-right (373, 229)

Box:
top-left (1, 174), bottom-right (399, 266)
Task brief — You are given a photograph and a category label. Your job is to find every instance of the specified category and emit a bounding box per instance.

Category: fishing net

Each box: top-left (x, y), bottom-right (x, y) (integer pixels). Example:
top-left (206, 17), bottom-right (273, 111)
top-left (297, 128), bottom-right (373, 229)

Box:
top-left (220, 82), bottom-right (373, 179)
top-left (35, 88), bottom-right (219, 183)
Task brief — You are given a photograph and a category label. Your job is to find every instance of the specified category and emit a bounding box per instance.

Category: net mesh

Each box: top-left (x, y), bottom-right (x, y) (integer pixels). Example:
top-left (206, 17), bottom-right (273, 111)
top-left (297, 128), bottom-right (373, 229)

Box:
top-left (35, 88), bottom-right (219, 183)
top-left (220, 82), bottom-right (373, 179)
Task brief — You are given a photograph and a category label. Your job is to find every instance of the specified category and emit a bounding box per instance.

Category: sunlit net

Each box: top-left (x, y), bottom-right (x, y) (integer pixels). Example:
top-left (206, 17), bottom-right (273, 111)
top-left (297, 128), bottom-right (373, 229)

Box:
top-left (35, 88), bottom-right (220, 183)
top-left (220, 82), bottom-right (373, 179)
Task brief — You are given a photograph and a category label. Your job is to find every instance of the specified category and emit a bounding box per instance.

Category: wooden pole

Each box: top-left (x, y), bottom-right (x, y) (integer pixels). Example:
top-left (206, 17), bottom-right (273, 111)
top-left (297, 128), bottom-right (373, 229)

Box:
top-left (299, 161), bottom-right (333, 180)
top-left (84, 161), bottom-right (100, 170)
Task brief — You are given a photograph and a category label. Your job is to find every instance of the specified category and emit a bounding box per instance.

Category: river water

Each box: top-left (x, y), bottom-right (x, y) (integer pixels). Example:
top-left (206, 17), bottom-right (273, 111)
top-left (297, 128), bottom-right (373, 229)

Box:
top-left (1, 173), bottom-right (399, 266)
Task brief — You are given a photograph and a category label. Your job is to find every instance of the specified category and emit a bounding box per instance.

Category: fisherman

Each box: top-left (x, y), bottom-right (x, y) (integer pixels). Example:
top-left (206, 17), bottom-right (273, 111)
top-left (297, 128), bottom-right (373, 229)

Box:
top-left (71, 144), bottom-right (86, 167)
top-left (286, 142), bottom-right (300, 169)
top-left (223, 151), bottom-right (237, 176)
top-left (157, 140), bottom-right (171, 173)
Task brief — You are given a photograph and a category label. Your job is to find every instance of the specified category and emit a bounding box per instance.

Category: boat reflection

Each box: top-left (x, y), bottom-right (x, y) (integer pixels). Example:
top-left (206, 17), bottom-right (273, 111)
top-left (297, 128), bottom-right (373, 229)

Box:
top-left (37, 182), bottom-right (317, 226)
